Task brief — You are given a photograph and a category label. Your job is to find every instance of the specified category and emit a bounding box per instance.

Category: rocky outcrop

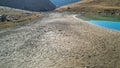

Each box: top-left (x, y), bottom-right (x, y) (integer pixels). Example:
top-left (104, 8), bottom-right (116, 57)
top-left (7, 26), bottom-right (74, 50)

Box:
top-left (0, 14), bottom-right (7, 22)
top-left (0, 0), bottom-right (56, 11)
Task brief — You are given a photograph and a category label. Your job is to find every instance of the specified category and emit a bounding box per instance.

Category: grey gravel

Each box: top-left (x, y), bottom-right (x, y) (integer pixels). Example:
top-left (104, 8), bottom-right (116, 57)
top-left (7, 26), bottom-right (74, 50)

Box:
top-left (0, 12), bottom-right (120, 68)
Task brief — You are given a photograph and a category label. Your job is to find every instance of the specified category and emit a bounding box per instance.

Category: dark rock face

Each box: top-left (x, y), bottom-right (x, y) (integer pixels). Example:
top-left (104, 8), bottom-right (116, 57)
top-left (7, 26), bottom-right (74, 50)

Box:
top-left (0, 0), bottom-right (56, 11)
top-left (0, 14), bottom-right (7, 22)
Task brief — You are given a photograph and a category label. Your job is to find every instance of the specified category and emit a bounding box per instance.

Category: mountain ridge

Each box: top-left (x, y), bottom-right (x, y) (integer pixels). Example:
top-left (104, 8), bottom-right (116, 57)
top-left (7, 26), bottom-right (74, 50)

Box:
top-left (0, 0), bottom-right (56, 11)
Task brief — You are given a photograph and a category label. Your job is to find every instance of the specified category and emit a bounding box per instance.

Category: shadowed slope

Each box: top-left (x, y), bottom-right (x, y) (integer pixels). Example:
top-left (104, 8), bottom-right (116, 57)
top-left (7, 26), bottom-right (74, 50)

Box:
top-left (0, 0), bottom-right (56, 11)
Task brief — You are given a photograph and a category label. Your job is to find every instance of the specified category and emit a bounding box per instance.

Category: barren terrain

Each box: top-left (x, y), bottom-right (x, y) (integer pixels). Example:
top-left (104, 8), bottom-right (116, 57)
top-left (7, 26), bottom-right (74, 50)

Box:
top-left (0, 12), bottom-right (120, 68)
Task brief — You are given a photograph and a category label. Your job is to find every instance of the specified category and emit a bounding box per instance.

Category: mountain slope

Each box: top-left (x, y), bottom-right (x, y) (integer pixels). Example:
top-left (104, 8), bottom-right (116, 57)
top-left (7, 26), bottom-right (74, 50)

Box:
top-left (0, 0), bottom-right (56, 11)
top-left (0, 6), bottom-right (42, 29)
top-left (56, 0), bottom-right (120, 15)
top-left (90, 0), bottom-right (120, 6)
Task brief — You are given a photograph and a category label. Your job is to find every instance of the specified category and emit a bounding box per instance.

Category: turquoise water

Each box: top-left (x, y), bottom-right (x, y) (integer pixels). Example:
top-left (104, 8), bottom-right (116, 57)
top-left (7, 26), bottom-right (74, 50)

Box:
top-left (88, 20), bottom-right (120, 31)
top-left (51, 0), bottom-right (80, 6)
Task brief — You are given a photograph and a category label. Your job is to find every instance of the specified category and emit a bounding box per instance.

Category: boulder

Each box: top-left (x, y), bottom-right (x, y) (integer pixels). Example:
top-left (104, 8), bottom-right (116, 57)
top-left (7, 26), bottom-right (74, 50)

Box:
top-left (0, 14), bottom-right (7, 22)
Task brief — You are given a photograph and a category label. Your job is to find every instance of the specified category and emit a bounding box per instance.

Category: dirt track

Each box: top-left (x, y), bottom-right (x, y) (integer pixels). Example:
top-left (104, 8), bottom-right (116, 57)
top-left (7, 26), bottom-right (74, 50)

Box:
top-left (0, 12), bottom-right (120, 68)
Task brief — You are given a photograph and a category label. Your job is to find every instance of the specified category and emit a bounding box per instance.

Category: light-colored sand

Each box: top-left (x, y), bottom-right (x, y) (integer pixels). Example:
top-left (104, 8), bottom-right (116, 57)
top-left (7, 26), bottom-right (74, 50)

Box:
top-left (0, 12), bottom-right (120, 68)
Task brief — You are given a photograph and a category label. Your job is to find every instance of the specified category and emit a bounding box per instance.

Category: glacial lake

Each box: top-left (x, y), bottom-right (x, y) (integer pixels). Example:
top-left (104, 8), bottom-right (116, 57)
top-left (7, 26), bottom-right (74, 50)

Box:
top-left (88, 20), bottom-right (120, 31)
top-left (79, 15), bottom-right (120, 31)
top-left (51, 0), bottom-right (80, 6)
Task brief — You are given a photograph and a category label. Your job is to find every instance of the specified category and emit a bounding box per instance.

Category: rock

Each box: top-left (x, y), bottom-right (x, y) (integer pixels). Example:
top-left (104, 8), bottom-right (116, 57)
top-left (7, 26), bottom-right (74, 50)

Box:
top-left (103, 9), bottom-right (120, 16)
top-left (7, 15), bottom-right (18, 21)
top-left (67, 7), bottom-right (71, 10)
top-left (0, 14), bottom-right (7, 22)
top-left (85, 65), bottom-right (90, 68)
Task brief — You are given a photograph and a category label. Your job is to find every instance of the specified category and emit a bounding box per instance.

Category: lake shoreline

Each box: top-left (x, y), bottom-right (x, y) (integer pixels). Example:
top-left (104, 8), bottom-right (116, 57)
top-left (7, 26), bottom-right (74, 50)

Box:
top-left (75, 14), bottom-right (120, 31)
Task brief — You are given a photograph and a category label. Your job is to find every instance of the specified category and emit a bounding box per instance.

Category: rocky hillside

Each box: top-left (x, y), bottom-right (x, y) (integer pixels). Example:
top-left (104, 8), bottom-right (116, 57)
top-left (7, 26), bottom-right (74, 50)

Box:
top-left (0, 6), bottom-right (42, 29)
top-left (90, 0), bottom-right (120, 6)
top-left (0, 0), bottom-right (56, 11)
top-left (56, 0), bottom-right (120, 15)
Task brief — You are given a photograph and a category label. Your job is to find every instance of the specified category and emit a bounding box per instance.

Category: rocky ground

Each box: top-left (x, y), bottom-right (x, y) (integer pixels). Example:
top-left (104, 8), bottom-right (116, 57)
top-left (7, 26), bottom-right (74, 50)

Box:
top-left (0, 12), bottom-right (120, 68)
top-left (0, 6), bottom-right (42, 28)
